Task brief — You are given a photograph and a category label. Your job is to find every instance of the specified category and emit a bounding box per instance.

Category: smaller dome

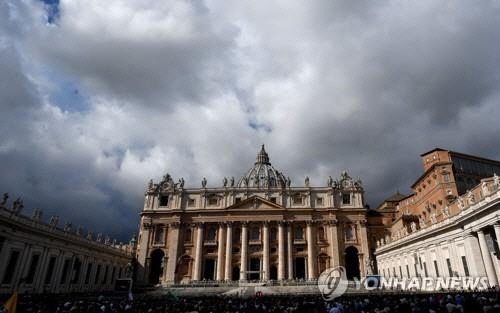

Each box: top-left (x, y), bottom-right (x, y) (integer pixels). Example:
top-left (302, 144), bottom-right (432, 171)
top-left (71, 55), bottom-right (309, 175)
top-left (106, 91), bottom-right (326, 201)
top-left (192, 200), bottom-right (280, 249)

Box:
top-left (237, 145), bottom-right (287, 188)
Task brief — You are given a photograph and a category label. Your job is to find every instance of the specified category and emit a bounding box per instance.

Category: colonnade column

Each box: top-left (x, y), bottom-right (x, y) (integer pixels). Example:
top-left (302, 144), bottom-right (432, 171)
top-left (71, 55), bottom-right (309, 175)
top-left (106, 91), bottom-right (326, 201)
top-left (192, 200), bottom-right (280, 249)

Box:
top-left (359, 220), bottom-right (370, 277)
top-left (278, 221), bottom-right (285, 280)
top-left (263, 221), bottom-right (270, 280)
top-left (225, 222), bottom-right (233, 281)
top-left (328, 220), bottom-right (340, 268)
top-left (477, 230), bottom-right (498, 286)
top-left (287, 223), bottom-right (293, 280)
top-left (216, 223), bottom-right (226, 280)
top-left (193, 222), bottom-right (204, 281)
top-left (306, 221), bottom-right (317, 280)
top-left (240, 222), bottom-right (248, 281)
top-left (165, 222), bottom-right (180, 283)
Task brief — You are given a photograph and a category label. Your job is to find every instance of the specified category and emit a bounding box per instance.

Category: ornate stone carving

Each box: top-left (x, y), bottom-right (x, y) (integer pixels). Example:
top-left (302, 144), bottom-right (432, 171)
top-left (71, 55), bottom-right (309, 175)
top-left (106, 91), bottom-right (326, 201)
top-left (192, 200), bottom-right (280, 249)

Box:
top-left (493, 173), bottom-right (500, 188)
top-left (230, 176), bottom-right (235, 187)
top-left (286, 177), bottom-right (291, 187)
top-left (76, 225), bottom-right (83, 236)
top-left (223, 177), bottom-right (228, 187)
top-left (443, 206), bottom-right (450, 218)
top-left (96, 233), bottom-right (103, 243)
top-left (327, 176), bottom-right (333, 187)
top-left (481, 181), bottom-right (489, 197)
top-left (32, 208), bottom-right (43, 221)
top-left (419, 218), bottom-right (425, 229)
top-left (305, 176), bottom-right (310, 187)
top-left (178, 178), bottom-right (185, 188)
top-left (63, 222), bottom-right (72, 232)
top-left (410, 221), bottom-right (417, 232)
top-left (430, 213), bottom-right (437, 225)
top-left (458, 197), bottom-right (465, 210)
top-left (49, 215), bottom-right (59, 228)
top-left (467, 191), bottom-right (475, 205)
top-left (87, 231), bottom-right (93, 240)
top-left (201, 177), bottom-right (207, 188)
top-left (11, 197), bottom-right (23, 215)
top-left (0, 193), bottom-right (8, 207)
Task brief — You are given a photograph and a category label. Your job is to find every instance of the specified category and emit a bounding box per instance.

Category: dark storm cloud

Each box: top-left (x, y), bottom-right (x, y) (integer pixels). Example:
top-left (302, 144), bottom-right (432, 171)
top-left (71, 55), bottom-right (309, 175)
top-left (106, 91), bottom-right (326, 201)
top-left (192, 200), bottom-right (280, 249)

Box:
top-left (1, 0), bottom-right (500, 240)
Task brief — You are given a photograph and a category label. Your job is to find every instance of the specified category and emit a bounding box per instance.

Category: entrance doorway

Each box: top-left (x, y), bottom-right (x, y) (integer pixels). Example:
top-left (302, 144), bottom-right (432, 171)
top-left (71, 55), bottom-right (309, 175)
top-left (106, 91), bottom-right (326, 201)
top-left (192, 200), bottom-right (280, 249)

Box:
top-left (249, 258), bottom-right (260, 280)
top-left (270, 265), bottom-right (278, 280)
top-left (295, 257), bottom-right (306, 279)
top-left (149, 249), bottom-right (165, 284)
top-left (203, 259), bottom-right (216, 280)
top-left (232, 267), bottom-right (240, 281)
top-left (345, 246), bottom-right (360, 280)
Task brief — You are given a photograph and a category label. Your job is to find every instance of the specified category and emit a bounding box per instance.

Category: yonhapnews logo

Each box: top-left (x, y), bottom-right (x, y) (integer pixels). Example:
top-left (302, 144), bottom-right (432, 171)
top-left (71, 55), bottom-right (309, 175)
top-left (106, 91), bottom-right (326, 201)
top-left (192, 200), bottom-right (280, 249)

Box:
top-left (317, 266), bottom-right (349, 300)
top-left (318, 266), bottom-right (490, 299)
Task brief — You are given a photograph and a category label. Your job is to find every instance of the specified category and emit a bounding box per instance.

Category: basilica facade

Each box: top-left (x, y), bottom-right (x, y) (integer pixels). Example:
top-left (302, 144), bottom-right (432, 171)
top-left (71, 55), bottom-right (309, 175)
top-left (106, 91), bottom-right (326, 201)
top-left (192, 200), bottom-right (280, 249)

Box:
top-left (135, 146), bottom-right (374, 285)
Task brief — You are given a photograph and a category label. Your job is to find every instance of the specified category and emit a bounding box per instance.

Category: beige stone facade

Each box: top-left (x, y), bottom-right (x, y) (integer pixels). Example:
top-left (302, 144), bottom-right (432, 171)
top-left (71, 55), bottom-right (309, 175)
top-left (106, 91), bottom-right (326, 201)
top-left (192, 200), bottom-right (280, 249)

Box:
top-left (135, 146), bottom-right (373, 285)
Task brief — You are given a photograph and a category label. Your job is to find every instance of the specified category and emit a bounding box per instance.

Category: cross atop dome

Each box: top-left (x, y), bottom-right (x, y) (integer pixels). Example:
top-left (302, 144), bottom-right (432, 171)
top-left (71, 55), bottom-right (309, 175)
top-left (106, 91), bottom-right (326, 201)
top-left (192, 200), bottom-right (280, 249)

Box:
top-left (255, 144), bottom-right (270, 165)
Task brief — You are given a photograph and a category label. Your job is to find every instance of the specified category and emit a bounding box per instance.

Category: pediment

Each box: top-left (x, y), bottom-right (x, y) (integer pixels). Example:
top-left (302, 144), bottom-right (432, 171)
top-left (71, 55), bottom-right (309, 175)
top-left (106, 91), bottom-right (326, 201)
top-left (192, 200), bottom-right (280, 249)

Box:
top-left (226, 196), bottom-right (285, 211)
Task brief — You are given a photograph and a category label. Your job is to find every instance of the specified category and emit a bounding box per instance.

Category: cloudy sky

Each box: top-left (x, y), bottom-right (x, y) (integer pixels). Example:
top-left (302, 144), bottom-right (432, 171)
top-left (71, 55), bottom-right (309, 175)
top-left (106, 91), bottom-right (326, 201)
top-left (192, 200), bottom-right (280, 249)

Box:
top-left (2, 0), bottom-right (500, 241)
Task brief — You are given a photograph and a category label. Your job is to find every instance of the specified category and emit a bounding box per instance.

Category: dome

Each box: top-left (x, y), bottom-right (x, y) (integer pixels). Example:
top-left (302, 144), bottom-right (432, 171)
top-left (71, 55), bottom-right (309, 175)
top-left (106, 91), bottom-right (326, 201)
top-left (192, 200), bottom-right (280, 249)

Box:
top-left (237, 145), bottom-right (287, 188)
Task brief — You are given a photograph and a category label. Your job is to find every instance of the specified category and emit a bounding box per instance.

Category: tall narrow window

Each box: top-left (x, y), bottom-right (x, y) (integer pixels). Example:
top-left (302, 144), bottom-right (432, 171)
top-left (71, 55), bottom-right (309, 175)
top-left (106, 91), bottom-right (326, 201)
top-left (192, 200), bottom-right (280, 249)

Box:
top-left (2, 251), bottom-right (20, 284)
top-left (44, 256), bottom-right (57, 285)
top-left (433, 260), bottom-right (439, 277)
top-left (85, 263), bottom-right (93, 284)
top-left (60, 259), bottom-right (71, 284)
top-left (342, 193), bottom-right (351, 205)
top-left (25, 254), bottom-right (40, 284)
top-left (461, 256), bottom-right (469, 276)
top-left (95, 265), bottom-right (101, 285)
top-left (159, 195), bottom-right (169, 207)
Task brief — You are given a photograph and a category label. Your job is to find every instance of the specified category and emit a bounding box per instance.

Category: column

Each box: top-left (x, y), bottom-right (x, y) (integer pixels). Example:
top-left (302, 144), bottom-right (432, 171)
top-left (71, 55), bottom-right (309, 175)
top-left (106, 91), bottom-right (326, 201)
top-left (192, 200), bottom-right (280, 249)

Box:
top-left (263, 222), bottom-right (270, 280)
top-left (136, 219), bottom-right (152, 283)
top-left (34, 247), bottom-right (50, 293)
top-left (216, 223), bottom-right (226, 280)
top-left (240, 222), bottom-right (248, 281)
top-left (278, 221), bottom-right (285, 280)
top-left (477, 230), bottom-right (498, 286)
top-left (287, 223), bottom-right (293, 280)
top-left (193, 222), bottom-right (204, 281)
top-left (328, 220), bottom-right (340, 268)
top-left (225, 222), bottom-right (233, 281)
top-left (165, 223), bottom-right (180, 283)
top-left (306, 221), bottom-right (317, 279)
top-left (359, 221), bottom-right (370, 277)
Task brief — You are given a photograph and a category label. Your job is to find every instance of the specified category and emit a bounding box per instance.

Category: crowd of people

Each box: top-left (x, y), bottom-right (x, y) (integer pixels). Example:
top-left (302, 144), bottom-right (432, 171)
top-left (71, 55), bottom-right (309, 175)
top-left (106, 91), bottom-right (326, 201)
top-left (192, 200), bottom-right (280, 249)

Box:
top-left (2, 290), bottom-right (500, 313)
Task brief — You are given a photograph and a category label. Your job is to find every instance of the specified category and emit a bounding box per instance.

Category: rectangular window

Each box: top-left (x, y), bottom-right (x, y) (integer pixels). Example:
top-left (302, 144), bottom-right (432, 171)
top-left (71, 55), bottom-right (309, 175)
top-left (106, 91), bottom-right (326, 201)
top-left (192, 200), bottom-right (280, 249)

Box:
top-left (316, 197), bottom-right (323, 205)
top-left (159, 195), bottom-right (169, 207)
top-left (208, 197), bottom-right (218, 206)
top-left (2, 250), bottom-right (20, 284)
top-left (433, 260), bottom-right (439, 277)
top-left (342, 193), bottom-right (351, 205)
top-left (44, 256), bottom-right (57, 285)
top-left (71, 259), bottom-right (82, 284)
top-left (60, 259), bottom-right (71, 284)
top-left (446, 259), bottom-right (453, 277)
top-left (461, 256), bottom-right (469, 276)
top-left (25, 254), bottom-right (40, 284)
top-left (292, 195), bottom-right (302, 205)
top-left (270, 197), bottom-right (277, 203)
top-left (235, 197), bottom-right (241, 204)
top-left (95, 265), bottom-right (101, 285)
top-left (102, 265), bottom-right (109, 284)
top-left (85, 263), bottom-right (93, 284)
top-left (188, 198), bottom-right (195, 207)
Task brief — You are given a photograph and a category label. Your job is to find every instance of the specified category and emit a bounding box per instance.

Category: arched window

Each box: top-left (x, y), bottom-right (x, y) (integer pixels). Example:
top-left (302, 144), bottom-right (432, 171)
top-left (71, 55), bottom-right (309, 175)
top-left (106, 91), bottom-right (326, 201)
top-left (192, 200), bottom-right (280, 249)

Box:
top-left (207, 227), bottom-right (217, 241)
top-left (250, 226), bottom-right (260, 240)
top-left (154, 225), bottom-right (165, 244)
top-left (345, 224), bottom-right (355, 241)
top-left (318, 227), bottom-right (325, 241)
